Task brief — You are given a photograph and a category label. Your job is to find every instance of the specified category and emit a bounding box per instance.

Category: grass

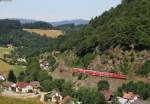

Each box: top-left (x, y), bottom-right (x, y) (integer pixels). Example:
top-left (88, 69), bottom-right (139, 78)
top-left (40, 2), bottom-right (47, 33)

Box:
top-left (0, 47), bottom-right (13, 59)
top-left (0, 95), bottom-right (42, 104)
top-left (0, 47), bottom-right (26, 76)
top-left (23, 28), bottom-right (63, 38)
top-left (12, 65), bottom-right (26, 76)
top-left (0, 60), bottom-right (11, 74)
top-left (0, 60), bottom-right (26, 76)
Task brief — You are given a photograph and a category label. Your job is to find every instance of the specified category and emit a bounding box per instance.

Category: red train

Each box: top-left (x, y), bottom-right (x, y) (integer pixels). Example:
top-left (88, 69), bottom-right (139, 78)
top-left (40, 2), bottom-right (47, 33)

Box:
top-left (73, 68), bottom-right (127, 79)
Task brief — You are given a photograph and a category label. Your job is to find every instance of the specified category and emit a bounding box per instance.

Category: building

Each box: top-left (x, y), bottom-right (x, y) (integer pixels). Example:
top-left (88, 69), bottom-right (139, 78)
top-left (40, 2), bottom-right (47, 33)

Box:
top-left (0, 74), bottom-right (5, 81)
top-left (1, 81), bottom-right (14, 91)
top-left (100, 90), bottom-right (113, 101)
top-left (117, 92), bottom-right (142, 104)
top-left (16, 82), bottom-right (33, 93)
top-left (39, 59), bottom-right (50, 70)
top-left (49, 90), bottom-right (63, 104)
top-left (6, 44), bottom-right (14, 48)
top-left (62, 96), bottom-right (75, 104)
top-left (30, 81), bottom-right (41, 94)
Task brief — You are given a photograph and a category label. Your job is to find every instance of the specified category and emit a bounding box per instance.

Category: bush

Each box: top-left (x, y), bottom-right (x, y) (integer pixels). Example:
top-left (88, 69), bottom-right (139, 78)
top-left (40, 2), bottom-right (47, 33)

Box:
top-left (116, 81), bottom-right (150, 100)
top-left (75, 87), bottom-right (107, 104)
top-left (137, 60), bottom-right (150, 76)
top-left (97, 80), bottom-right (110, 91)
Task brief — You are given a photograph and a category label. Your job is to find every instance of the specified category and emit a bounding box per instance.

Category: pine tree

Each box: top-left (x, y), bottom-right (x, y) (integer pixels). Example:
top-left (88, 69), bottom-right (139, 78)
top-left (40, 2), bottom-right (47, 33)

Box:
top-left (7, 70), bottom-right (16, 83)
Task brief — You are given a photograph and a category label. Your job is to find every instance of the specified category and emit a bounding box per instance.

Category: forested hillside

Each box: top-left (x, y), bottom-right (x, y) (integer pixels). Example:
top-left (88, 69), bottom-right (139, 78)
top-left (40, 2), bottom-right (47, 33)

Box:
top-left (56, 0), bottom-right (150, 56)
top-left (22, 21), bottom-right (54, 29)
top-left (0, 19), bottom-right (55, 57)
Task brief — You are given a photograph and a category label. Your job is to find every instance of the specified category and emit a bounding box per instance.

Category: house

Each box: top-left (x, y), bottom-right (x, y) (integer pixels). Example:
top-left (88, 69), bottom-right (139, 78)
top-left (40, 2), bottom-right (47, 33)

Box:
top-left (6, 44), bottom-right (14, 48)
top-left (62, 96), bottom-right (75, 104)
top-left (16, 82), bottom-right (33, 93)
top-left (30, 81), bottom-right (41, 94)
top-left (118, 92), bottom-right (140, 104)
top-left (0, 74), bottom-right (5, 81)
top-left (100, 90), bottom-right (113, 101)
top-left (17, 58), bottom-right (27, 63)
top-left (49, 90), bottom-right (63, 104)
top-left (39, 59), bottom-right (50, 70)
top-left (1, 81), bottom-right (14, 91)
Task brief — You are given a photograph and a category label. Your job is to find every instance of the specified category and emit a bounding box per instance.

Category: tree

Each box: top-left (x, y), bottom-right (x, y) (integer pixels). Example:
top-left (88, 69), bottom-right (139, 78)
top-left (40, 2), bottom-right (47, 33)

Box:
top-left (37, 70), bottom-right (52, 82)
top-left (17, 71), bottom-right (25, 82)
top-left (137, 60), bottom-right (150, 76)
top-left (97, 80), bottom-right (110, 91)
top-left (40, 80), bottom-right (55, 92)
top-left (7, 70), bottom-right (16, 83)
top-left (75, 87), bottom-right (106, 104)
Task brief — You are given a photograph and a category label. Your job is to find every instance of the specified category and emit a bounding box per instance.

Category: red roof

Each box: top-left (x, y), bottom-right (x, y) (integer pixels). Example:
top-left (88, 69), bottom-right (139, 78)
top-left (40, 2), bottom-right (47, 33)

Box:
top-left (16, 82), bottom-right (31, 88)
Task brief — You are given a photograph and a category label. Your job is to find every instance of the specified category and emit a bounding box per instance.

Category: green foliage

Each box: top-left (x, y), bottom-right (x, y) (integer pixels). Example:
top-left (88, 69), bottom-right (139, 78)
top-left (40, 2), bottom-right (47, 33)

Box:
top-left (0, 19), bottom-right (21, 34)
top-left (120, 58), bottom-right (131, 74)
top-left (7, 70), bottom-right (16, 83)
top-left (40, 79), bottom-right (55, 92)
top-left (80, 53), bottom-right (95, 67)
top-left (56, 0), bottom-right (150, 57)
top-left (137, 60), bottom-right (150, 76)
top-left (25, 57), bottom-right (40, 81)
top-left (116, 81), bottom-right (150, 100)
top-left (74, 87), bottom-right (106, 104)
top-left (17, 71), bottom-right (26, 82)
top-left (37, 70), bottom-right (52, 82)
top-left (97, 80), bottom-right (110, 91)
top-left (22, 21), bottom-right (53, 29)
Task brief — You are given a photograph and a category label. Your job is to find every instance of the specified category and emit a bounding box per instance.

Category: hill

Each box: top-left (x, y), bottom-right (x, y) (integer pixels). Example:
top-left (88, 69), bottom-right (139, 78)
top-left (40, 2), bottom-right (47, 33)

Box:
top-left (56, 0), bottom-right (150, 57)
top-left (22, 21), bottom-right (54, 29)
top-left (51, 19), bottom-right (89, 26)
top-left (23, 29), bottom-right (63, 38)
top-left (7, 18), bottom-right (37, 24)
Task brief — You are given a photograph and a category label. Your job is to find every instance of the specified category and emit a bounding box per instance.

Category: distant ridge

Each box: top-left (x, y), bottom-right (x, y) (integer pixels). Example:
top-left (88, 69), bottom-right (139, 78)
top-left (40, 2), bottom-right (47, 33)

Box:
top-left (3, 18), bottom-right (89, 26)
top-left (5, 18), bottom-right (37, 24)
top-left (50, 19), bottom-right (89, 26)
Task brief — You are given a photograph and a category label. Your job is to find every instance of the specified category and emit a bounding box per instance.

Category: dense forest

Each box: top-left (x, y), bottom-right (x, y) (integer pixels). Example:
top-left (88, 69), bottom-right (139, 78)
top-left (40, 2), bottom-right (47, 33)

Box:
top-left (0, 0), bottom-right (150, 64)
top-left (22, 21), bottom-right (54, 29)
top-left (55, 0), bottom-right (150, 57)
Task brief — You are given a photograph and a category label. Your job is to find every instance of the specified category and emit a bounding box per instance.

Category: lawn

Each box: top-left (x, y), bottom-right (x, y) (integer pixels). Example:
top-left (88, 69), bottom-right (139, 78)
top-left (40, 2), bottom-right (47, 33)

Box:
top-left (0, 95), bottom-right (42, 104)
top-left (23, 28), bottom-right (63, 38)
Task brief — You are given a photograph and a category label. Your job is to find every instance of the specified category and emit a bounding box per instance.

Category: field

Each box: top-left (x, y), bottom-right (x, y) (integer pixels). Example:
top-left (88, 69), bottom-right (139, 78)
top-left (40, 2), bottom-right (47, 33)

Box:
top-left (23, 28), bottom-right (63, 38)
top-left (0, 95), bottom-right (42, 104)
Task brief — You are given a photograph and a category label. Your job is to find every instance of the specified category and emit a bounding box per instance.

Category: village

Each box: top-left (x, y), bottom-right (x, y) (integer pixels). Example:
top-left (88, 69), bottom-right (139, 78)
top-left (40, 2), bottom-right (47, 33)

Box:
top-left (0, 44), bottom-right (149, 104)
top-left (0, 68), bottom-right (149, 104)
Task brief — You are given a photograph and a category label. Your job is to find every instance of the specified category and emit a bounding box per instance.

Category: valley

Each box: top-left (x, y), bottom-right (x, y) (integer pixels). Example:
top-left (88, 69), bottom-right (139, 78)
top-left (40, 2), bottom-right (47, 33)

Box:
top-left (0, 0), bottom-right (150, 104)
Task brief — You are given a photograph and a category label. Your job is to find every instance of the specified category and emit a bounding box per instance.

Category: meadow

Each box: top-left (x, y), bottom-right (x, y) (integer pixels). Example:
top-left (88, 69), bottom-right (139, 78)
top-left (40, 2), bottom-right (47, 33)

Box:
top-left (0, 95), bottom-right (43, 104)
top-left (23, 28), bottom-right (63, 38)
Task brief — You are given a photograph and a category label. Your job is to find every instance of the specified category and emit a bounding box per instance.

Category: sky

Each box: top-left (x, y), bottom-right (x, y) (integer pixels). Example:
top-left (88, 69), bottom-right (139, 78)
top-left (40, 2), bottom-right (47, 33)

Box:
top-left (0, 0), bottom-right (121, 22)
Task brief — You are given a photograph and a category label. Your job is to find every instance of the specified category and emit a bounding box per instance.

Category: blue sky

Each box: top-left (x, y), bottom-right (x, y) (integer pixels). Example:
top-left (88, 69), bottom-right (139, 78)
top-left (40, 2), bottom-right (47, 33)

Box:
top-left (0, 0), bottom-right (121, 22)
